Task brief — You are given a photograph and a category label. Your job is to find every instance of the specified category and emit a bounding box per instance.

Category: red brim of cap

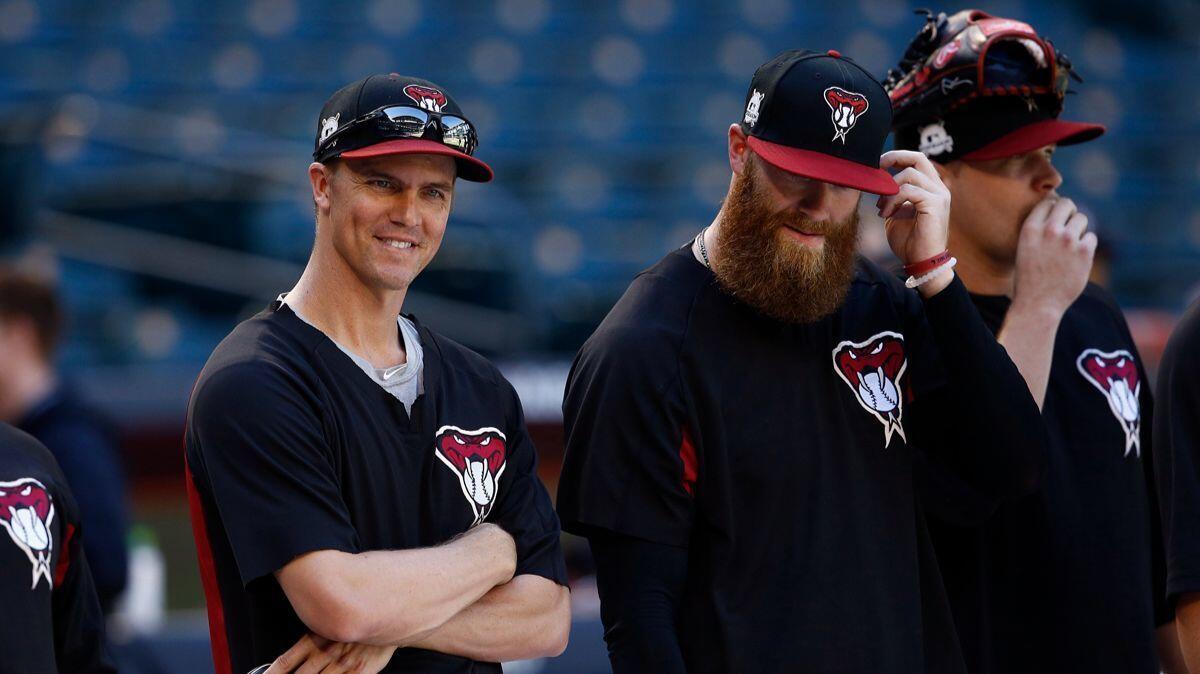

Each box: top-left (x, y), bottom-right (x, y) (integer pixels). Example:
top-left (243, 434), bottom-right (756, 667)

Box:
top-left (747, 136), bottom-right (899, 196)
top-left (340, 139), bottom-right (494, 183)
top-left (962, 120), bottom-right (1106, 161)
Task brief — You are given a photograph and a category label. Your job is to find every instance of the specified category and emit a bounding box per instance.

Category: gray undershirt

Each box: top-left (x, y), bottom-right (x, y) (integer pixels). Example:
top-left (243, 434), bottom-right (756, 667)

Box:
top-left (282, 295), bottom-right (425, 415)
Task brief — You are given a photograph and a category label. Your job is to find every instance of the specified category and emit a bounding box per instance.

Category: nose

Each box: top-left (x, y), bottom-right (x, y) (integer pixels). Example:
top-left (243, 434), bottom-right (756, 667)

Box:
top-left (792, 179), bottom-right (836, 221)
top-left (1032, 152), bottom-right (1063, 195)
top-left (388, 189), bottom-right (421, 228)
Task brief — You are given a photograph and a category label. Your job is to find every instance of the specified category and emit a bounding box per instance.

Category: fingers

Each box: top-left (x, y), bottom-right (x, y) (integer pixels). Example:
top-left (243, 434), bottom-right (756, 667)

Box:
top-left (295, 640), bottom-right (345, 674)
top-left (877, 182), bottom-right (949, 220)
top-left (874, 167), bottom-right (943, 210)
top-left (880, 149), bottom-right (939, 178)
top-left (1021, 195), bottom-right (1058, 236)
top-left (1063, 210), bottom-right (1088, 243)
top-left (266, 634), bottom-right (320, 674)
top-left (1045, 197), bottom-right (1078, 233)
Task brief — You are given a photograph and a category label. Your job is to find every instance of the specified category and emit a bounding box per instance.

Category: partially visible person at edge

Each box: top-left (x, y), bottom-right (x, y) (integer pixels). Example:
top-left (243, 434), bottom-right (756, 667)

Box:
top-left (185, 74), bottom-right (569, 674)
top-left (0, 266), bottom-right (130, 615)
top-left (1155, 294), bottom-right (1200, 672)
top-left (885, 9), bottom-right (1183, 674)
top-left (0, 422), bottom-right (117, 673)
top-left (556, 48), bottom-right (1048, 673)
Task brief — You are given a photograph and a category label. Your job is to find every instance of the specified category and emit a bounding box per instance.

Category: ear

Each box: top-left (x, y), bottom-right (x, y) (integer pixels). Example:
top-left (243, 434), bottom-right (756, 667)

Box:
top-left (309, 162), bottom-right (333, 215)
top-left (728, 124), bottom-right (751, 175)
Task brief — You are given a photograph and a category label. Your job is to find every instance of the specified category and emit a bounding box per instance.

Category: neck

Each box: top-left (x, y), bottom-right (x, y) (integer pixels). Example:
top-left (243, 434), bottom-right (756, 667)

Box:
top-left (0, 358), bottom-right (55, 424)
top-left (285, 245), bottom-right (408, 368)
top-left (948, 226), bottom-right (1015, 297)
top-left (702, 211), bottom-right (726, 268)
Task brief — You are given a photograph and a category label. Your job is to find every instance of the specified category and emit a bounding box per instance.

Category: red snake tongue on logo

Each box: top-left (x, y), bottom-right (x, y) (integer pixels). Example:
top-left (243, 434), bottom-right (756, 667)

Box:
top-left (832, 332), bottom-right (909, 448)
top-left (434, 426), bottom-right (508, 524)
top-left (1076, 348), bottom-right (1142, 457)
top-left (0, 478), bottom-right (55, 589)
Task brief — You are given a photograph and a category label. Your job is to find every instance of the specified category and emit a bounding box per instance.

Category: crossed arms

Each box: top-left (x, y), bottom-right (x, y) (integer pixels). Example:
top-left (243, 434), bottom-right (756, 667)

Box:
top-left (274, 523), bottom-right (569, 667)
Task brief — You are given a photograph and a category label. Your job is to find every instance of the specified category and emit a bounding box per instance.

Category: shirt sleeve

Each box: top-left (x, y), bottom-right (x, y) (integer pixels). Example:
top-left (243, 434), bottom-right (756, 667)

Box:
top-left (588, 531), bottom-right (689, 674)
top-left (486, 380), bottom-right (568, 585)
top-left (186, 361), bottom-right (359, 586)
top-left (907, 276), bottom-right (1049, 525)
top-left (48, 471), bottom-right (118, 674)
top-left (1154, 302), bottom-right (1200, 607)
top-left (557, 325), bottom-right (694, 547)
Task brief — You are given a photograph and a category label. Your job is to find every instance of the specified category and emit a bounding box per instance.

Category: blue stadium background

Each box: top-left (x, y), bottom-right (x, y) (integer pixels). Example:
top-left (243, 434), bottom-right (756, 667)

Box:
top-left (0, 0), bottom-right (1197, 672)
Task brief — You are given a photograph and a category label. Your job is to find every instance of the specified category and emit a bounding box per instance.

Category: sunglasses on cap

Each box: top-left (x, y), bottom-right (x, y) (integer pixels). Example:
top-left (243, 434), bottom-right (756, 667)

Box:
top-left (319, 104), bottom-right (479, 158)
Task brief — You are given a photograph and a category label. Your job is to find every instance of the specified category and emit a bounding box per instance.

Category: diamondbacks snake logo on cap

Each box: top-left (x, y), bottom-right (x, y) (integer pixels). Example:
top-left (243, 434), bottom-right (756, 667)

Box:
top-left (404, 84), bottom-right (447, 113)
top-left (824, 86), bottom-right (870, 143)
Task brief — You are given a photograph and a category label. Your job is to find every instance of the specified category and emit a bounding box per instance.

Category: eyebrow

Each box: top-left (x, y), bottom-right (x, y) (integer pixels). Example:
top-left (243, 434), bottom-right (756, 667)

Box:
top-left (356, 168), bottom-right (454, 191)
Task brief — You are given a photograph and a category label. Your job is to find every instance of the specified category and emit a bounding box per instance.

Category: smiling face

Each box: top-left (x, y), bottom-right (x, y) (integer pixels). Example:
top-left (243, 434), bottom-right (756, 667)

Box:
top-left (941, 145), bottom-right (1062, 266)
top-left (310, 153), bottom-right (456, 292)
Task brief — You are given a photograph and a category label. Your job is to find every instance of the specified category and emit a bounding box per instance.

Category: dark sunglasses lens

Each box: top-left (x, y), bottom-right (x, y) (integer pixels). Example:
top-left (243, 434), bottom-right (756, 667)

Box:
top-left (440, 115), bottom-right (475, 153)
top-left (380, 106), bottom-right (430, 137)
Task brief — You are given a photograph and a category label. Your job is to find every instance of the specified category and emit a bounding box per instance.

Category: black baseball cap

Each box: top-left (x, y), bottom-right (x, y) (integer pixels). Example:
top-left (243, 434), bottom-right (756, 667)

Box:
top-left (313, 73), bottom-right (493, 183)
top-left (740, 49), bottom-right (898, 196)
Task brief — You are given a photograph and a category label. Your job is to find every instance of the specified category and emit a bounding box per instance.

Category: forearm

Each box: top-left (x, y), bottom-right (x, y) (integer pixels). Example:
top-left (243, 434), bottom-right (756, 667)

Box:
top-left (590, 532), bottom-right (689, 674)
top-left (411, 575), bottom-right (570, 661)
top-left (1157, 621), bottom-right (1188, 674)
top-left (279, 524), bottom-right (516, 645)
top-left (919, 275), bottom-right (1047, 497)
top-left (997, 300), bottom-right (1064, 408)
top-left (1177, 595), bottom-right (1200, 674)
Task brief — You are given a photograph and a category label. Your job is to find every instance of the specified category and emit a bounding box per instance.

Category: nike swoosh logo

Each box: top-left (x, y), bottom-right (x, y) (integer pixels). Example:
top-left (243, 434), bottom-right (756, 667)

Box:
top-left (382, 365), bottom-right (405, 380)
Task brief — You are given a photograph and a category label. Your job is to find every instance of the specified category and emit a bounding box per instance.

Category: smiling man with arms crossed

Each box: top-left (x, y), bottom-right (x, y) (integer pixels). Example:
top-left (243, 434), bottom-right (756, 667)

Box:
top-left (185, 74), bottom-right (569, 674)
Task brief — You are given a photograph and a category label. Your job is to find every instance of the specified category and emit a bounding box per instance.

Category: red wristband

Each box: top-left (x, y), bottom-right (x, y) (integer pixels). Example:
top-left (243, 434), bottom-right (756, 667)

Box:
top-left (903, 250), bottom-right (952, 277)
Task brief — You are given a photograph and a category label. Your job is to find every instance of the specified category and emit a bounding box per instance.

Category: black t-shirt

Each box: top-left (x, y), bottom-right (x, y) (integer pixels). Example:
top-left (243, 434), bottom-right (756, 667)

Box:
top-left (929, 285), bottom-right (1167, 674)
top-left (185, 300), bottom-right (567, 674)
top-left (0, 423), bottom-right (115, 674)
top-left (558, 247), bottom-right (1046, 674)
top-left (1155, 296), bottom-right (1200, 606)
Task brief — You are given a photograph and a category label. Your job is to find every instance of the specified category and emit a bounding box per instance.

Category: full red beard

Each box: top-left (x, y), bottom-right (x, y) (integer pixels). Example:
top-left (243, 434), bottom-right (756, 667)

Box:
top-left (712, 159), bottom-right (860, 324)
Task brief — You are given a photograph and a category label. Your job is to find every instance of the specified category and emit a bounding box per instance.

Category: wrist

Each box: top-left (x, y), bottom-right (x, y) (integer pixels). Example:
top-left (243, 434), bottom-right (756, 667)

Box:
top-left (477, 523), bottom-right (517, 582)
top-left (1008, 296), bottom-right (1068, 325)
top-left (916, 270), bottom-right (955, 299)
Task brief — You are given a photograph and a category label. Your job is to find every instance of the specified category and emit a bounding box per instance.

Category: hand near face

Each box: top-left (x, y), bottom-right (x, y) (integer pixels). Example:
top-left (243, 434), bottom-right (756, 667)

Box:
top-left (263, 633), bottom-right (396, 674)
top-left (876, 150), bottom-right (953, 266)
top-left (1011, 195), bottom-right (1096, 315)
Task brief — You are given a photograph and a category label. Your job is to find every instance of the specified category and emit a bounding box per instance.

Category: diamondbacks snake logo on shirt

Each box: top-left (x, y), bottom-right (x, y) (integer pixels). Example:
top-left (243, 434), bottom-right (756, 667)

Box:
top-left (833, 331), bottom-right (908, 448)
top-left (434, 426), bottom-right (508, 524)
top-left (1076, 348), bottom-right (1142, 457)
top-left (0, 477), bottom-right (55, 589)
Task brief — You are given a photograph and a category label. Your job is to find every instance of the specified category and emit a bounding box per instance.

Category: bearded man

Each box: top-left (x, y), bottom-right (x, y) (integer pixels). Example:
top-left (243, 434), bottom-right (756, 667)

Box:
top-left (555, 49), bottom-right (1048, 674)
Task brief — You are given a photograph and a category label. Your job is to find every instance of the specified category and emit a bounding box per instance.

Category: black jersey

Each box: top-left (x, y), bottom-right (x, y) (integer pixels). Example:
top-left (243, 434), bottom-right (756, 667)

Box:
top-left (185, 299), bottom-right (567, 674)
top-left (0, 423), bottom-right (115, 674)
top-left (558, 247), bottom-right (1046, 674)
top-left (928, 285), bottom-right (1167, 674)
top-left (1155, 297), bottom-right (1200, 608)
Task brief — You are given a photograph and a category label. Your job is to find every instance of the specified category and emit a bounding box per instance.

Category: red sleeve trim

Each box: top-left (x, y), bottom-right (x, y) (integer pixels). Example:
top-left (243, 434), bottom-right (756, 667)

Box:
top-left (680, 425), bottom-right (699, 497)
